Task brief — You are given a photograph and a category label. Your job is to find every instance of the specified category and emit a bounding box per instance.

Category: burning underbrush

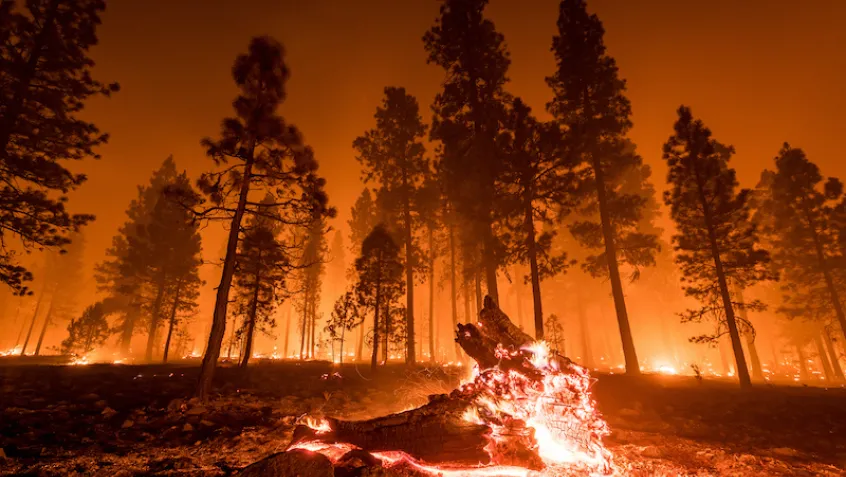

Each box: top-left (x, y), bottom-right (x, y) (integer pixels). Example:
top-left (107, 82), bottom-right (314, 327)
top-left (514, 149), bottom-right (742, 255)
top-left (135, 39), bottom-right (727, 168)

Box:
top-left (281, 298), bottom-right (614, 477)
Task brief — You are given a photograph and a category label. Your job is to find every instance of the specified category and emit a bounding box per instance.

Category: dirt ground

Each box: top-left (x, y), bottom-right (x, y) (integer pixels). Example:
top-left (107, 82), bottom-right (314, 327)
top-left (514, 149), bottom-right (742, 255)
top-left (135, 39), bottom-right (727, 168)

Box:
top-left (0, 358), bottom-right (844, 476)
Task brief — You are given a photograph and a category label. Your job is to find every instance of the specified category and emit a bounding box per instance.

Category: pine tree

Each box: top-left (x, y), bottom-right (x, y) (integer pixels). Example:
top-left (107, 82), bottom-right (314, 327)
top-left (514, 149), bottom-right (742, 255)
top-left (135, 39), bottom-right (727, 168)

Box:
top-left (0, 0), bottom-right (118, 294)
top-left (95, 157), bottom-right (179, 354)
top-left (499, 98), bottom-right (574, 339)
top-left (232, 197), bottom-right (287, 368)
top-left (756, 144), bottom-right (846, 348)
top-left (61, 301), bottom-right (109, 356)
top-left (424, 0), bottom-right (511, 303)
top-left (546, 0), bottom-right (656, 374)
top-left (354, 86), bottom-right (428, 364)
top-left (326, 290), bottom-right (363, 365)
top-left (191, 37), bottom-right (333, 401)
top-left (417, 174), bottom-right (443, 362)
top-left (354, 224), bottom-right (405, 372)
top-left (294, 217), bottom-right (328, 360)
top-left (662, 106), bottom-right (772, 389)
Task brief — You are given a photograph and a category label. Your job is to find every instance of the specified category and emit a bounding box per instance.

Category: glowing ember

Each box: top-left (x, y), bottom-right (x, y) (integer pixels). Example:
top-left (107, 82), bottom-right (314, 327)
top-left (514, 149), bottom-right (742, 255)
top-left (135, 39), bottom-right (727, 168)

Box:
top-left (69, 354), bottom-right (90, 366)
top-left (294, 340), bottom-right (613, 475)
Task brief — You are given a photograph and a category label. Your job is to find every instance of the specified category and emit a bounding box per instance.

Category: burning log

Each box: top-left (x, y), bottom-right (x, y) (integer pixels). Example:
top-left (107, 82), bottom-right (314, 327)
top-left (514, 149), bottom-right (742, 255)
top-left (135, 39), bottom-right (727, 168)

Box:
top-left (281, 296), bottom-right (613, 476)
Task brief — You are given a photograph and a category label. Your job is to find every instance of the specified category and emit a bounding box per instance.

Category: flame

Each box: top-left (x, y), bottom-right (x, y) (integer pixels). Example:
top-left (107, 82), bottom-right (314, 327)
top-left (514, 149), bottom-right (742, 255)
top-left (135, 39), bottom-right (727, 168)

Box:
top-left (294, 339), bottom-right (613, 475)
top-left (69, 355), bottom-right (90, 366)
top-left (0, 346), bottom-right (22, 356)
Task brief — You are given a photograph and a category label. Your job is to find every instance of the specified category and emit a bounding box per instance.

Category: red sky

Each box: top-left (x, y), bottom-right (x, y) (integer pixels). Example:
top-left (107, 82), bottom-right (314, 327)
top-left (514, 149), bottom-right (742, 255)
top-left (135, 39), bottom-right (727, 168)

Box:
top-left (70, 0), bottom-right (846, 333)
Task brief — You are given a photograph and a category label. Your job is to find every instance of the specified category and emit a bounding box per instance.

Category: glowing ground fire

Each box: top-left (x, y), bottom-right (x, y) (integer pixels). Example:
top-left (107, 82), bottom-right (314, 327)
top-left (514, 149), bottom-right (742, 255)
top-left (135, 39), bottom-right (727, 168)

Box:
top-left (290, 340), bottom-right (613, 476)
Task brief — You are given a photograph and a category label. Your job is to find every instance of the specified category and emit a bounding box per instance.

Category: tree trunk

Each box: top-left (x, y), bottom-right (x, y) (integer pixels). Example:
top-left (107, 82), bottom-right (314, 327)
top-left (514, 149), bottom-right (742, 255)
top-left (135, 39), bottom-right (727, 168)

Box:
top-left (525, 200), bottom-right (544, 340)
top-left (163, 282), bottom-right (181, 364)
top-left (299, 288), bottom-right (308, 360)
top-left (383, 302), bottom-right (390, 364)
top-left (796, 341), bottom-right (810, 382)
top-left (448, 224), bottom-right (459, 359)
top-left (719, 337), bottom-right (732, 376)
top-left (474, 269), bottom-right (482, 317)
top-left (145, 274), bottom-right (168, 362)
top-left (482, 221), bottom-right (499, 303)
top-left (371, 250), bottom-right (383, 372)
top-left (356, 318), bottom-right (365, 362)
top-left (733, 284), bottom-right (763, 380)
top-left (577, 292), bottom-right (594, 369)
top-left (402, 175), bottom-right (416, 365)
top-left (310, 294), bottom-right (317, 359)
top-left (118, 306), bottom-right (138, 355)
top-left (691, 164), bottom-right (750, 388)
top-left (823, 327), bottom-right (845, 380)
top-left (425, 227), bottom-right (435, 362)
top-left (814, 334), bottom-right (834, 382)
top-left (20, 287), bottom-right (46, 356)
top-left (33, 297), bottom-right (55, 356)
top-left (241, 263), bottom-right (262, 369)
top-left (195, 146), bottom-right (255, 401)
top-left (339, 325), bottom-right (346, 365)
top-left (514, 267), bottom-right (525, 332)
top-left (283, 304), bottom-right (292, 359)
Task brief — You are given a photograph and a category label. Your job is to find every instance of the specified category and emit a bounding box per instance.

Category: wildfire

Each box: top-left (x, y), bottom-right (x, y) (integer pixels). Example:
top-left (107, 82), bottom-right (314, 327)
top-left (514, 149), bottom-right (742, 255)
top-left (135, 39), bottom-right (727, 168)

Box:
top-left (69, 354), bottom-right (90, 366)
top-left (0, 346), bottom-right (22, 356)
top-left (294, 340), bottom-right (614, 476)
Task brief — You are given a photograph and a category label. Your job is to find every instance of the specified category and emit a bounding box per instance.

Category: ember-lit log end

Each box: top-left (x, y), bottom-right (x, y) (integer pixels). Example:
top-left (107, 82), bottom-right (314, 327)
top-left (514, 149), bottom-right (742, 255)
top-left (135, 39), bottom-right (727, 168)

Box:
top-left (289, 296), bottom-right (614, 475)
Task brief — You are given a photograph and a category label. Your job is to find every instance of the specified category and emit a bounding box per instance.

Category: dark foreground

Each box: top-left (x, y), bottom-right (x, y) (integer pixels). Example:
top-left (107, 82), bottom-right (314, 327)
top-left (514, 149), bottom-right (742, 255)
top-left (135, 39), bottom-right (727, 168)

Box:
top-left (0, 359), bottom-right (844, 476)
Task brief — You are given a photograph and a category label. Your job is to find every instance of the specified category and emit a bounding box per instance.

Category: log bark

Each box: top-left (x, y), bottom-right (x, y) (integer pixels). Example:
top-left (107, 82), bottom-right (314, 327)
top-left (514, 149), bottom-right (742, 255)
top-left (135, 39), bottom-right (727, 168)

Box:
top-left (289, 296), bottom-right (554, 470)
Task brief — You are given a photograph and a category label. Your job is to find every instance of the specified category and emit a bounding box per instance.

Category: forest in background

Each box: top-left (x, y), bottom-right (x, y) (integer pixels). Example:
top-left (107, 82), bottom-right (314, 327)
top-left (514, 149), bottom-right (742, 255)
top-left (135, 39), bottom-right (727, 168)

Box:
top-left (2, 0), bottom-right (845, 397)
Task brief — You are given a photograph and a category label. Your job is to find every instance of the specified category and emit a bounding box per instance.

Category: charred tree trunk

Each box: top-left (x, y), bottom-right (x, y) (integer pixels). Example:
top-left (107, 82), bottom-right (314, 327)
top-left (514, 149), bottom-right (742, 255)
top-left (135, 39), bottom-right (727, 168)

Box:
top-left (814, 334), bottom-right (834, 382)
top-left (33, 297), bottom-right (55, 356)
top-left (823, 327), bottom-right (845, 380)
top-left (290, 296), bottom-right (551, 469)
top-left (428, 226), bottom-right (436, 362)
top-left (195, 144), bottom-right (255, 401)
top-left (371, 256), bottom-right (383, 372)
top-left (283, 304), bottom-right (291, 359)
top-left (241, 268), bottom-right (262, 369)
top-left (163, 281), bottom-right (182, 364)
top-left (145, 272), bottom-right (168, 362)
top-left (20, 288), bottom-right (45, 356)
top-left (524, 186), bottom-right (544, 340)
top-left (402, 172), bottom-right (416, 365)
top-left (449, 223), bottom-right (459, 361)
top-left (119, 305), bottom-right (139, 355)
top-left (732, 284), bottom-right (763, 380)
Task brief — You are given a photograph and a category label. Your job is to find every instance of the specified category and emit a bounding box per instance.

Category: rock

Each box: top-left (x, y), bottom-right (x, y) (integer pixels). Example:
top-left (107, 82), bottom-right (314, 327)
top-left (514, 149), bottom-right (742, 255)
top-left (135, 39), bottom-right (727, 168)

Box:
top-left (167, 398), bottom-right (184, 411)
top-left (186, 406), bottom-right (207, 416)
top-left (199, 419), bottom-right (215, 427)
top-left (101, 407), bottom-right (117, 418)
top-left (95, 400), bottom-right (108, 408)
top-left (121, 419), bottom-right (134, 429)
top-left (187, 397), bottom-right (202, 407)
top-left (182, 423), bottom-right (194, 432)
top-left (81, 393), bottom-right (100, 401)
top-left (238, 449), bottom-right (334, 477)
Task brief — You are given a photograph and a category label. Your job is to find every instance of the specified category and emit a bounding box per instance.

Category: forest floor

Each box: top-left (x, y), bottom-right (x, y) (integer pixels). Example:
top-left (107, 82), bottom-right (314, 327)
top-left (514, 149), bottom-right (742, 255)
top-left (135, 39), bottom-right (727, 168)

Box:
top-left (0, 358), bottom-right (844, 476)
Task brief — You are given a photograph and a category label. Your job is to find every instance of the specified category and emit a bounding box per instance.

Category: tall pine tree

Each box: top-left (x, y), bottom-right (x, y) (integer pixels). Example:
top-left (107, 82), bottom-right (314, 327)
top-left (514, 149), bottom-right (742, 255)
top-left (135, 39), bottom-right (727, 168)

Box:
top-left (546, 0), bottom-right (656, 374)
top-left (662, 106), bottom-right (772, 388)
top-left (354, 86), bottom-right (428, 364)
top-left (0, 0), bottom-right (118, 294)
top-left (192, 37), bottom-right (333, 400)
top-left (424, 0), bottom-right (510, 303)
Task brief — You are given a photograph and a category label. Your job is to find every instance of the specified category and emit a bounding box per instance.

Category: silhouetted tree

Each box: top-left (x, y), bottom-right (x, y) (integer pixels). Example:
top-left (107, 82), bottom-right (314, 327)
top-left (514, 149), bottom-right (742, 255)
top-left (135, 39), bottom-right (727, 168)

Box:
top-left (424, 0), bottom-right (511, 303)
top-left (295, 217), bottom-right (328, 360)
top-left (757, 145), bottom-right (846, 343)
top-left (545, 313), bottom-right (565, 353)
top-left (417, 174), bottom-right (443, 361)
top-left (546, 0), bottom-right (654, 374)
top-left (95, 158), bottom-right (179, 354)
top-left (61, 302), bottom-right (109, 356)
top-left (354, 224), bottom-right (405, 372)
top-left (326, 290), bottom-right (363, 365)
top-left (499, 98), bottom-right (574, 339)
top-left (348, 189), bottom-right (380, 257)
top-left (0, 0), bottom-right (118, 294)
top-left (161, 272), bottom-right (201, 364)
top-left (127, 171), bottom-right (203, 361)
top-left (232, 197), bottom-right (288, 368)
top-left (192, 37), bottom-right (333, 401)
top-left (662, 106), bottom-right (772, 389)
top-left (354, 87), bottom-right (428, 364)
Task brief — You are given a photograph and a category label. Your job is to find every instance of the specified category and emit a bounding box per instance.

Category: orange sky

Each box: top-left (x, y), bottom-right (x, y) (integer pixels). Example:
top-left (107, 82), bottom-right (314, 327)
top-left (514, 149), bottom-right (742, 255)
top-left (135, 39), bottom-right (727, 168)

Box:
top-left (69, 0), bottom-right (846, 339)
